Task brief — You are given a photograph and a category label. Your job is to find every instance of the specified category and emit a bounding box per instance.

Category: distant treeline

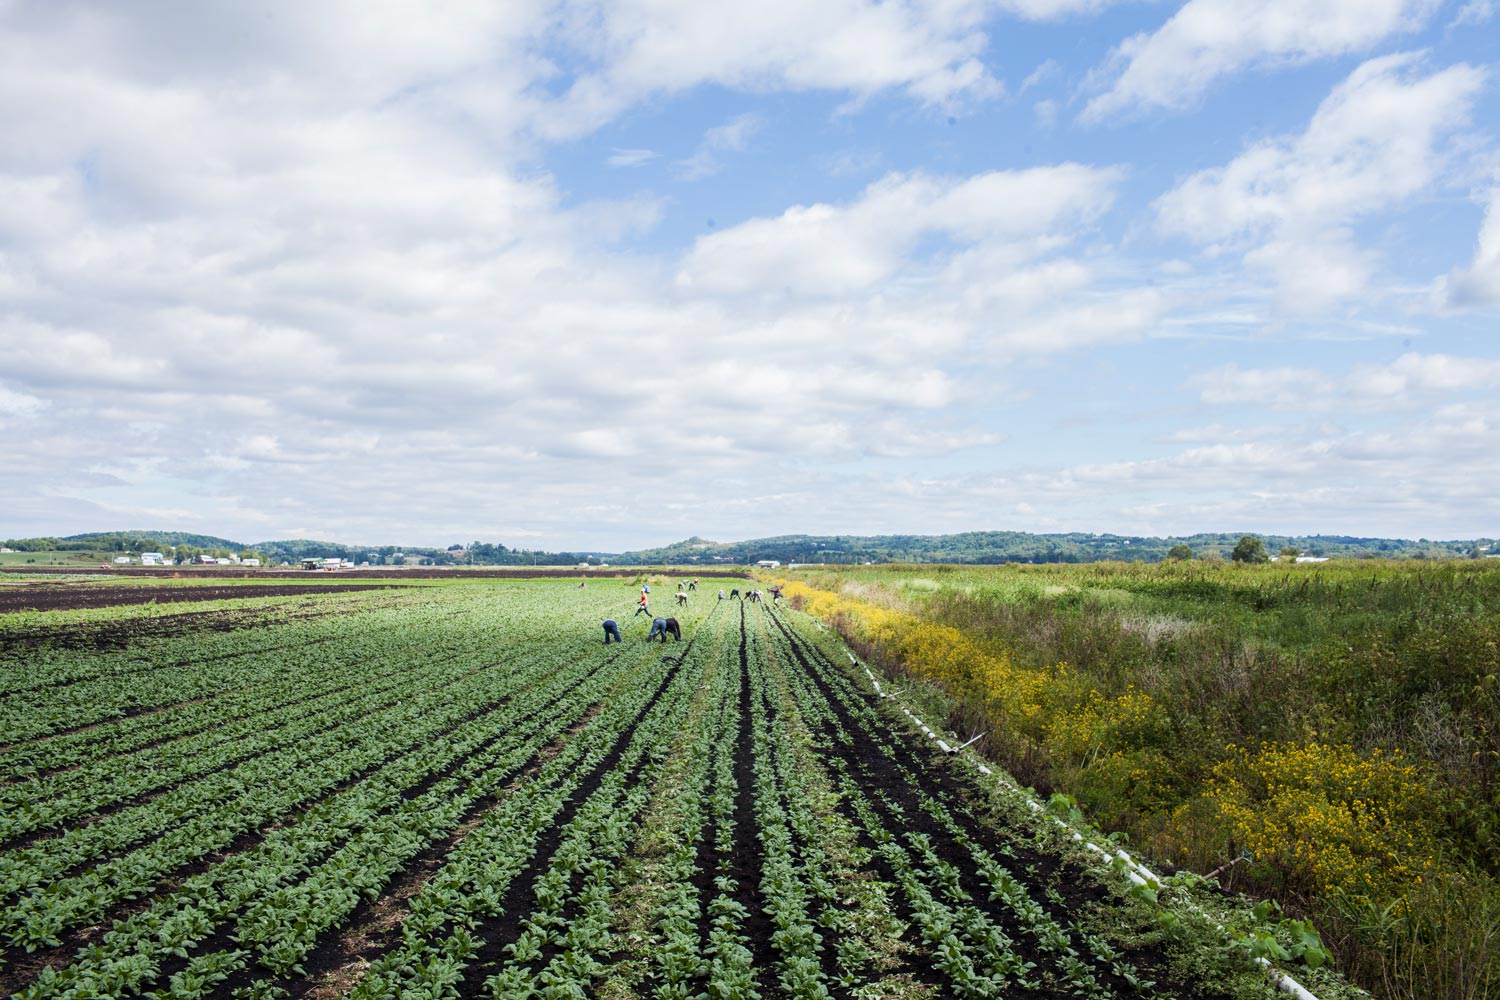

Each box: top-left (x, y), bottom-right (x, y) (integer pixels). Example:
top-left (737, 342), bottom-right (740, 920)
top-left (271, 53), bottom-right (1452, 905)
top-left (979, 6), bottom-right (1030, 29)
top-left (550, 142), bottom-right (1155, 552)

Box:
top-left (3, 528), bottom-right (1494, 567)
top-left (618, 530), bottom-right (1496, 565)
top-left (1, 532), bottom-right (608, 567)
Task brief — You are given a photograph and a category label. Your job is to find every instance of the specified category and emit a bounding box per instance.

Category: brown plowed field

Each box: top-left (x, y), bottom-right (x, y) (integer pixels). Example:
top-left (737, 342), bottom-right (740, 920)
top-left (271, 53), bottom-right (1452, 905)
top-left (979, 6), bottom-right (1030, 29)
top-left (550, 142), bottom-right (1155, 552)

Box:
top-left (0, 584), bottom-right (398, 614)
top-left (0, 566), bottom-right (747, 580)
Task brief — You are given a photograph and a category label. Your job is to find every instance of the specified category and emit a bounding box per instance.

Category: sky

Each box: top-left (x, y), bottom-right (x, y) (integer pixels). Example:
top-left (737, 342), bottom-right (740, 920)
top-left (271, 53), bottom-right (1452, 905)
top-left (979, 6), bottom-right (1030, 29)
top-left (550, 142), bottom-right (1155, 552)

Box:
top-left (2, 0), bottom-right (1498, 551)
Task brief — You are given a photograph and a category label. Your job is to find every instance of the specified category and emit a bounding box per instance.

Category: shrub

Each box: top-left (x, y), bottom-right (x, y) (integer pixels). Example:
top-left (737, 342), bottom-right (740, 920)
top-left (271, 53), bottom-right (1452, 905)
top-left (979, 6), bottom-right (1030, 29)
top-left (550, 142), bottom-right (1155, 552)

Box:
top-left (1184, 742), bottom-right (1442, 905)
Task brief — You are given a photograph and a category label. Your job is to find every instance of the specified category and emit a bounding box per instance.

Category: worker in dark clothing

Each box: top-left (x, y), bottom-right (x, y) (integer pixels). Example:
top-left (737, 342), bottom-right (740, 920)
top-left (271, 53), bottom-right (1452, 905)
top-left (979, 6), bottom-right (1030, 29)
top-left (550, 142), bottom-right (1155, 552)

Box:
top-left (729, 588), bottom-right (740, 599)
top-left (602, 619), bottom-right (622, 644)
top-left (662, 617), bottom-right (683, 641)
top-left (647, 616), bottom-right (669, 641)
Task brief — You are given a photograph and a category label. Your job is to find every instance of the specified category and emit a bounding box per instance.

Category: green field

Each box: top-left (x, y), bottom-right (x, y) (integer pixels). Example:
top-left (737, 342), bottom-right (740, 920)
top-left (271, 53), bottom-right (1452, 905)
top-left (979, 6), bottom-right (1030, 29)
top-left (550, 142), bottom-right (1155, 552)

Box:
top-left (0, 574), bottom-right (1357, 1000)
top-left (0, 550), bottom-right (122, 569)
top-left (770, 560), bottom-right (1500, 1000)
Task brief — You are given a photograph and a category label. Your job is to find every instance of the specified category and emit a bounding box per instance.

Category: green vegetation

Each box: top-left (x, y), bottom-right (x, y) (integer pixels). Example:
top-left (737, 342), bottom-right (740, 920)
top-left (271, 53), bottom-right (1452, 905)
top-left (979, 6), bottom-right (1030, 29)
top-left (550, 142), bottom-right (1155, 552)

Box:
top-left (1230, 536), bottom-right (1269, 563)
top-left (6, 527), bottom-right (1496, 570)
top-left (0, 549), bottom-right (115, 569)
top-left (771, 560), bottom-right (1500, 1000)
top-left (625, 530), bottom-right (1495, 565)
top-left (0, 575), bottom-right (1343, 998)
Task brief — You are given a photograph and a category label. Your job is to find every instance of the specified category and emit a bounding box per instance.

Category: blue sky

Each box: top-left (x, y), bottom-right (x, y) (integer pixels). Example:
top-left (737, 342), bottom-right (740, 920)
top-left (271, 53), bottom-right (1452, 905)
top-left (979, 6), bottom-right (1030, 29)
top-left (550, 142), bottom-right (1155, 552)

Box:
top-left (2, 0), bottom-right (1498, 550)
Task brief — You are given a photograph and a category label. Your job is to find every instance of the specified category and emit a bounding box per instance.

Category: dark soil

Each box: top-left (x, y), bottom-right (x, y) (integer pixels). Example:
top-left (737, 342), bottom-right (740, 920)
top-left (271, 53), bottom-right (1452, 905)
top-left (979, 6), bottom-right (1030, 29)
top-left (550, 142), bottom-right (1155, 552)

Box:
top-left (764, 607), bottom-right (1239, 1000)
top-left (0, 583), bottom-right (396, 614)
top-left (0, 567), bottom-right (749, 580)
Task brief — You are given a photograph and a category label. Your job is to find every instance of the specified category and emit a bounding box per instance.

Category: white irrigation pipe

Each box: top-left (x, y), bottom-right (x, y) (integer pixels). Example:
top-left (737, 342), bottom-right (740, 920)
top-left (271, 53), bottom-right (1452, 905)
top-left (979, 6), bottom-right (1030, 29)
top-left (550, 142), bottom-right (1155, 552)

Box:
top-left (844, 646), bottom-right (1322, 1000)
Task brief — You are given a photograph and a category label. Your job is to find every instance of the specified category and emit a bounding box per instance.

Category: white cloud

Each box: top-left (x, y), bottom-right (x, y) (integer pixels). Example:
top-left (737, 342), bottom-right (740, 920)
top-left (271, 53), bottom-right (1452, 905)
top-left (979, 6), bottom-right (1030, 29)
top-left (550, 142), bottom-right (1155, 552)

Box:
top-left (1186, 365), bottom-right (1335, 408)
top-left (1155, 53), bottom-right (1486, 311)
top-left (675, 113), bottom-right (764, 180)
top-left (1020, 58), bottom-right (1061, 92)
top-left (1190, 353), bottom-right (1500, 411)
top-left (994, 0), bottom-right (1130, 16)
top-left (1082, 0), bottom-right (1438, 121)
top-left (990, 288), bottom-right (1168, 353)
top-left (1450, 0), bottom-right (1498, 27)
top-left (540, 0), bottom-right (1005, 138)
top-left (677, 164), bottom-right (1120, 296)
top-left (3, 1), bottom-right (1489, 549)
top-left (607, 148), bottom-right (659, 167)
top-left (1434, 188), bottom-right (1500, 309)
top-left (0, 382), bottom-right (47, 418)
top-left (1346, 352), bottom-right (1500, 398)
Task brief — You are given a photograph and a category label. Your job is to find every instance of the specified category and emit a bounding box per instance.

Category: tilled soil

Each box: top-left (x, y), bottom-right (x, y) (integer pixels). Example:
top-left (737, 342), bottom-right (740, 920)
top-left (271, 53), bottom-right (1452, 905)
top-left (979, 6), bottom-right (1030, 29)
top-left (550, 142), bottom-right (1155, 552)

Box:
top-left (0, 566), bottom-right (748, 580)
top-left (0, 583), bottom-right (397, 614)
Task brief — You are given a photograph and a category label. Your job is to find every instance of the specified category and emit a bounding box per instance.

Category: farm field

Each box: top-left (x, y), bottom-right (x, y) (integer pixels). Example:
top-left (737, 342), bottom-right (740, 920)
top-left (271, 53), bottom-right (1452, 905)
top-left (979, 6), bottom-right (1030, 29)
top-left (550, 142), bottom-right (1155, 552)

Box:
top-left (770, 561), bottom-right (1500, 1000)
top-left (0, 575), bottom-right (1341, 1000)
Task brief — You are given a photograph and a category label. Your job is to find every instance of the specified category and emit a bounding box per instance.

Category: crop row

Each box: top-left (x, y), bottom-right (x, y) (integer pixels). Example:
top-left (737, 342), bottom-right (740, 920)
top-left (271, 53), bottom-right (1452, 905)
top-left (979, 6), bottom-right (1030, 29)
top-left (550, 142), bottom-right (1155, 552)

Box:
top-left (2, 580), bottom-right (1268, 999)
top-left (750, 603), bottom-right (1168, 998)
top-left (7, 629), bottom-right (673, 994)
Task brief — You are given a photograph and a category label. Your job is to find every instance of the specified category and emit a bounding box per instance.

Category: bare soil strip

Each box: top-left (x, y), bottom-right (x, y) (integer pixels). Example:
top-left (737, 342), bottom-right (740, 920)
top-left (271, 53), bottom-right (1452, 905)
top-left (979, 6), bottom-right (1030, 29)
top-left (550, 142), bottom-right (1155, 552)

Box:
top-left (0, 583), bottom-right (399, 614)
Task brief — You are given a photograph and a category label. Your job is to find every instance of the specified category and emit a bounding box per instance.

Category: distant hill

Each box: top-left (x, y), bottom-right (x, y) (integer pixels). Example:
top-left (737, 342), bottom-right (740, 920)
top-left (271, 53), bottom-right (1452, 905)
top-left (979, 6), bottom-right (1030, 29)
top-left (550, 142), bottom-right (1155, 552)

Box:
top-left (65, 530), bottom-right (245, 550)
top-left (2, 528), bottom-right (1490, 566)
top-left (615, 530), bottom-right (1494, 565)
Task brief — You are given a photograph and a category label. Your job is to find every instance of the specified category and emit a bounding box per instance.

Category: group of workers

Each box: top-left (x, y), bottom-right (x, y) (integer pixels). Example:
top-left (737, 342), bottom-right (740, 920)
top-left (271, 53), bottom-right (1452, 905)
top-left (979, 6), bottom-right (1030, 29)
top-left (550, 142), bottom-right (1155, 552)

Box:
top-left (717, 585), bottom-right (781, 604)
top-left (599, 579), bottom-right (783, 645)
top-left (603, 581), bottom-right (684, 644)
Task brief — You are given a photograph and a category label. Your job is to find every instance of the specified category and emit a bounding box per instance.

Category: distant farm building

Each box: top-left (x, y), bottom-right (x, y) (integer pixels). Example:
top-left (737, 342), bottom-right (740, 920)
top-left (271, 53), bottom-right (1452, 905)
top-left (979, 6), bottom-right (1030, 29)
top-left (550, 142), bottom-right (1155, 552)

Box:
top-left (241, 558), bottom-right (260, 567)
top-left (140, 552), bottom-right (165, 566)
top-left (755, 560), bottom-right (781, 568)
top-left (113, 556), bottom-right (132, 564)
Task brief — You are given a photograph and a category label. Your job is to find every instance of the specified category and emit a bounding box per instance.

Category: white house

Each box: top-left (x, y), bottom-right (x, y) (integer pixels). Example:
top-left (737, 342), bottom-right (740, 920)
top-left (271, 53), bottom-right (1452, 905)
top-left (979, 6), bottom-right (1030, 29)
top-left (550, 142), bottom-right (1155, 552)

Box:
top-left (241, 558), bottom-right (261, 567)
top-left (755, 559), bottom-right (781, 568)
top-left (140, 552), bottom-right (165, 566)
top-left (113, 555), bottom-right (132, 564)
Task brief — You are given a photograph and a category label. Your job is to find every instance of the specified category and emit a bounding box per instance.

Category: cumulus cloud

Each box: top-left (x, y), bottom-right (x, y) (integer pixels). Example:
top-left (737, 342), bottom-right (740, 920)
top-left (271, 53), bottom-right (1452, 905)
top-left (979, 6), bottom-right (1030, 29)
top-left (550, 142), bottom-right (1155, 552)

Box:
top-left (676, 164), bottom-right (1120, 296)
top-left (1189, 353), bottom-right (1500, 411)
top-left (1082, 0), bottom-right (1438, 122)
top-left (1155, 53), bottom-right (1486, 311)
top-left (804, 392), bottom-right (1500, 539)
top-left (3, 1), bottom-right (1490, 548)
top-left (540, 0), bottom-right (1005, 137)
top-left (1434, 189), bottom-right (1500, 309)
top-left (1346, 352), bottom-right (1500, 398)
top-left (1185, 364), bottom-right (1335, 408)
